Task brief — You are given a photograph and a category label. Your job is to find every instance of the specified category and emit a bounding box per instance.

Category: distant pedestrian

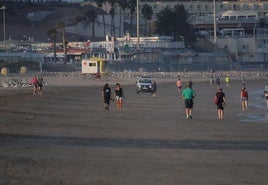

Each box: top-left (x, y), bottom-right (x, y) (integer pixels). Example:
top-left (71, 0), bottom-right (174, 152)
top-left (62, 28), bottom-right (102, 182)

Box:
top-left (182, 81), bottom-right (195, 119)
top-left (264, 85), bottom-right (268, 109)
top-left (113, 83), bottom-right (124, 110)
top-left (102, 83), bottom-right (111, 110)
top-left (242, 77), bottom-right (246, 87)
top-left (31, 74), bottom-right (39, 95)
top-left (210, 76), bottom-right (214, 88)
top-left (215, 88), bottom-right (226, 120)
top-left (225, 76), bottom-right (230, 87)
top-left (176, 78), bottom-right (183, 94)
top-left (38, 74), bottom-right (44, 95)
top-left (240, 87), bottom-right (248, 113)
top-left (215, 77), bottom-right (220, 88)
top-left (151, 81), bottom-right (157, 98)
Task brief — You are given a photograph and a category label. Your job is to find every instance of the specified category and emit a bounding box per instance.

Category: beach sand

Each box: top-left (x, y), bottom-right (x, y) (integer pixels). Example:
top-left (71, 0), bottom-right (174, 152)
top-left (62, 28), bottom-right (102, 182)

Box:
top-left (0, 75), bottom-right (268, 185)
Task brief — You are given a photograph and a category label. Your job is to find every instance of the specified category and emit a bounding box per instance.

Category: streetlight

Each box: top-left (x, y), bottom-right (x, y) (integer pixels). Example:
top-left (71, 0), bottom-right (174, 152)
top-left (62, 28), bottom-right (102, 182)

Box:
top-left (136, 0), bottom-right (140, 50)
top-left (0, 5), bottom-right (6, 50)
top-left (213, 0), bottom-right (217, 51)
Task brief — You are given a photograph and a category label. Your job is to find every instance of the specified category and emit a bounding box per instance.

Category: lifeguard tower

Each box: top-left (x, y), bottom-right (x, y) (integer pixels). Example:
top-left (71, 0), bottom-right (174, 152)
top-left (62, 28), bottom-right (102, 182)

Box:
top-left (81, 57), bottom-right (108, 78)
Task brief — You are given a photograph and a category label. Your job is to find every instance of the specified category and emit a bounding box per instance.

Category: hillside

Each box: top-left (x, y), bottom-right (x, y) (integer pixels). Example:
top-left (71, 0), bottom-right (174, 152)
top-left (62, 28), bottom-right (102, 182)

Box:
top-left (0, 2), bottom-right (106, 42)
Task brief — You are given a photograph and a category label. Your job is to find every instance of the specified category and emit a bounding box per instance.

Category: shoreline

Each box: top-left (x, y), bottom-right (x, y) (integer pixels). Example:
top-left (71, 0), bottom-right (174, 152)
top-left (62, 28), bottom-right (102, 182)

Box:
top-left (0, 70), bottom-right (268, 87)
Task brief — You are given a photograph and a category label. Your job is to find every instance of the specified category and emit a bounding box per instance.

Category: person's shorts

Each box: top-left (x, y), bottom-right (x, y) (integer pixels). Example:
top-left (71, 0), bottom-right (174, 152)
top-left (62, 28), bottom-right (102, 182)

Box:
top-left (104, 97), bottom-right (110, 104)
top-left (116, 96), bottom-right (122, 101)
top-left (241, 97), bottom-right (248, 101)
top-left (184, 99), bottom-right (193, 109)
top-left (217, 103), bottom-right (224, 110)
top-left (265, 96), bottom-right (268, 100)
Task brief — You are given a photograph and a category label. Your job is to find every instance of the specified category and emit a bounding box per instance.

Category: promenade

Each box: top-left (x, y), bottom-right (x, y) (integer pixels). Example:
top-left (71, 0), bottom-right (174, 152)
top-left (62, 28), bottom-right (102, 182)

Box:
top-left (0, 76), bottom-right (267, 185)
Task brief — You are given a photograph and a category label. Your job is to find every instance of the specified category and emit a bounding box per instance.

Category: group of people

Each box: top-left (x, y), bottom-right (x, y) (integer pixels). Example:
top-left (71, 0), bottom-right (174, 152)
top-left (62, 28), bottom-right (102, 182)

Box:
top-left (31, 74), bottom-right (44, 95)
top-left (102, 80), bottom-right (157, 110)
top-left (102, 77), bottom-right (267, 119)
top-left (178, 76), bottom-right (267, 121)
top-left (210, 75), bottom-right (230, 89)
top-left (102, 83), bottom-right (124, 110)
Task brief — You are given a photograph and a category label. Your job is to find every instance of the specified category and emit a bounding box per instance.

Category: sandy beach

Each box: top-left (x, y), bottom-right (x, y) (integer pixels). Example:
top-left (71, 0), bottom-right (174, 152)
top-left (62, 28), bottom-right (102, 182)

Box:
top-left (0, 73), bottom-right (268, 185)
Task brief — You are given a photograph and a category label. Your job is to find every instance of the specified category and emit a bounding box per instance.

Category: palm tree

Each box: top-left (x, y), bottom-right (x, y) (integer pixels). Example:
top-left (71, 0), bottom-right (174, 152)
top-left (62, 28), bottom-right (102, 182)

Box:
top-left (46, 28), bottom-right (58, 62)
top-left (141, 3), bottom-right (153, 36)
top-left (118, 1), bottom-right (129, 36)
top-left (109, 7), bottom-right (115, 37)
top-left (79, 9), bottom-right (98, 38)
top-left (56, 21), bottom-right (67, 64)
top-left (107, 0), bottom-right (117, 37)
top-left (128, 0), bottom-right (136, 36)
top-left (94, 0), bottom-right (106, 37)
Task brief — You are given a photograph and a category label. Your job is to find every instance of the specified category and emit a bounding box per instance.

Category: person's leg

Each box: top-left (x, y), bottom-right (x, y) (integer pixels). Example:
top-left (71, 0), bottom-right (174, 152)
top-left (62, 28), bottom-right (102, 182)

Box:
top-left (116, 99), bottom-right (120, 109)
top-left (241, 101), bottom-right (245, 111)
top-left (185, 108), bottom-right (189, 119)
top-left (119, 98), bottom-right (123, 109)
top-left (217, 109), bottom-right (221, 120)
top-left (244, 100), bottom-right (248, 111)
top-left (189, 108), bottom-right (193, 119)
top-left (220, 109), bottom-right (224, 120)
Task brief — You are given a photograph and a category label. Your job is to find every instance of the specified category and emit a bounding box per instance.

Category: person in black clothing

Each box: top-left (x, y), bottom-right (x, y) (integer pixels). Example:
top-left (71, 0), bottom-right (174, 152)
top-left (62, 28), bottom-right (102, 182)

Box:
top-left (113, 83), bottom-right (124, 110)
top-left (151, 81), bottom-right (157, 98)
top-left (215, 88), bottom-right (226, 120)
top-left (102, 83), bottom-right (111, 110)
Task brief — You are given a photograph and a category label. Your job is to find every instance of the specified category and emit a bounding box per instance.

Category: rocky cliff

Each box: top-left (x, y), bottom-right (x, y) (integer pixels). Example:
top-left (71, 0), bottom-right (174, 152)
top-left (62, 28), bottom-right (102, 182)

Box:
top-left (0, 2), bottom-right (106, 42)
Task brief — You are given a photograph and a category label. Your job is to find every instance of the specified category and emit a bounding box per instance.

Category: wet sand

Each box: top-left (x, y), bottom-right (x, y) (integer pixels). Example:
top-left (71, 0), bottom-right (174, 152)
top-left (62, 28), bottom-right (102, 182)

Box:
top-left (0, 76), bottom-right (268, 185)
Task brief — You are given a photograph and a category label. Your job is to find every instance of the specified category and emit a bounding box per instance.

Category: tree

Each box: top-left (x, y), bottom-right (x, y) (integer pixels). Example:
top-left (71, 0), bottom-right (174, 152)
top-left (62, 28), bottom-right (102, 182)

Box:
top-left (118, 0), bottom-right (129, 36)
top-left (80, 9), bottom-right (98, 38)
top-left (141, 3), bottom-right (153, 36)
top-left (46, 28), bottom-right (58, 62)
top-left (110, 7), bottom-right (115, 37)
top-left (128, 0), bottom-right (136, 36)
top-left (156, 7), bottom-right (174, 37)
top-left (173, 4), bottom-right (191, 41)
top-left (94, 0), bottom-right (106, 37)
top-left (155, 4), bottom-right (194, 44)
top-left (56, 21), bottom-right (67, 65)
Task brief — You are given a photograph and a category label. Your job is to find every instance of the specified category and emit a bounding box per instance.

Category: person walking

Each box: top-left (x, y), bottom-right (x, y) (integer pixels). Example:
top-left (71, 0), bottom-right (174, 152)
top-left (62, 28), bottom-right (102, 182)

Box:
top-left (113, 83), bottom-right (124, 110)
top-left (225, 75), bottom-right (230, 87)
top-left (264, 85), bottom-right (268, 109)
top-left (102, 83), bottom-right (111, 110)
top-left (240, 87), bottom-right (248, 113)
top-left (182, 81), bottom-right (195, 119)
top-left (215, 76), bottom-right (220, 89)
top-left (176, 78), bottom-right (183, 94)
top-left (151, 81), bottom-right (157, 98)
top-left (31, 75), bottom-right (39, 95)
top-left (215, 88), bottom-right (226, 120)
top-left (38, 74), bottom-right (44, 95)
top-left (210, 76), bottom-right (215, 89)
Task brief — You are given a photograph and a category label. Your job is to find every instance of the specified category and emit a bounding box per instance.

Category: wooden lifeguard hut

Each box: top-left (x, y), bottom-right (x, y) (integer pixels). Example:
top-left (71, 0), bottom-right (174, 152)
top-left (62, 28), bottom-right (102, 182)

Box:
top-left (81, 57), bottom-right (108, 78)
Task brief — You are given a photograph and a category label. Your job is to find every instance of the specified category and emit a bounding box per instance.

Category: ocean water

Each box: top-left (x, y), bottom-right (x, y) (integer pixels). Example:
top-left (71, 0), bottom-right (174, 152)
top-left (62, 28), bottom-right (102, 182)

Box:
top-left (238, 89), bottom-right (268, 122)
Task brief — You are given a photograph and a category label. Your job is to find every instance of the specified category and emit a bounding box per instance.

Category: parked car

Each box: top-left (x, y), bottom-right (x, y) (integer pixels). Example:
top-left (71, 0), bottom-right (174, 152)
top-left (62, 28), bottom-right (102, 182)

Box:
top-left (136, 77), bottom-right (152, 94)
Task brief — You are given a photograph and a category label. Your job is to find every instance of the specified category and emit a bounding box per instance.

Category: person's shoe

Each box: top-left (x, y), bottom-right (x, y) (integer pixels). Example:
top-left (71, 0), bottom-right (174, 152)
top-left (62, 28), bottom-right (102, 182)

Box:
top-left (187, 115), bottom-right (189, 119)
top-left (189, 115), bottom-right (192, 119)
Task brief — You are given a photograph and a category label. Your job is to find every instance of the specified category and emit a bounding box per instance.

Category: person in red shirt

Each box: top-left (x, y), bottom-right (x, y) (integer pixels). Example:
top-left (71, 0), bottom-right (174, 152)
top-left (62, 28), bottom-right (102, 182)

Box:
top-left (240, 87), bottom-right (248, 113)
top-left (31, 75), bottom-right (39, 95)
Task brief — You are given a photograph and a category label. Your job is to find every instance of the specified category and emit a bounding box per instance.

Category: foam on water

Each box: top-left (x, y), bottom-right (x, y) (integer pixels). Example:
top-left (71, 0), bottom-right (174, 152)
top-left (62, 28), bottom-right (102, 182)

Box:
top-left (238, 88), bottom-right (268, 122)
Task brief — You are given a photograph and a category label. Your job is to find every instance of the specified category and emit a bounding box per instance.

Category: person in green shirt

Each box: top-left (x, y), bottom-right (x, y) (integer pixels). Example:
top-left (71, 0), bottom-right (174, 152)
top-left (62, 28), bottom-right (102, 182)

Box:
top-left (182, 81), bottom-right (195, 119)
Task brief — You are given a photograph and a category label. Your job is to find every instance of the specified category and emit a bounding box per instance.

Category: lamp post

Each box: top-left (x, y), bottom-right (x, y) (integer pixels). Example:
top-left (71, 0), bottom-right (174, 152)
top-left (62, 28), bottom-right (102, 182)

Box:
top-left (0, 5), bottom-right (6, 50)
top-left (136, 0), bottom-right (140, 50)
top-left (213, 0), bottom-right (217, 51)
